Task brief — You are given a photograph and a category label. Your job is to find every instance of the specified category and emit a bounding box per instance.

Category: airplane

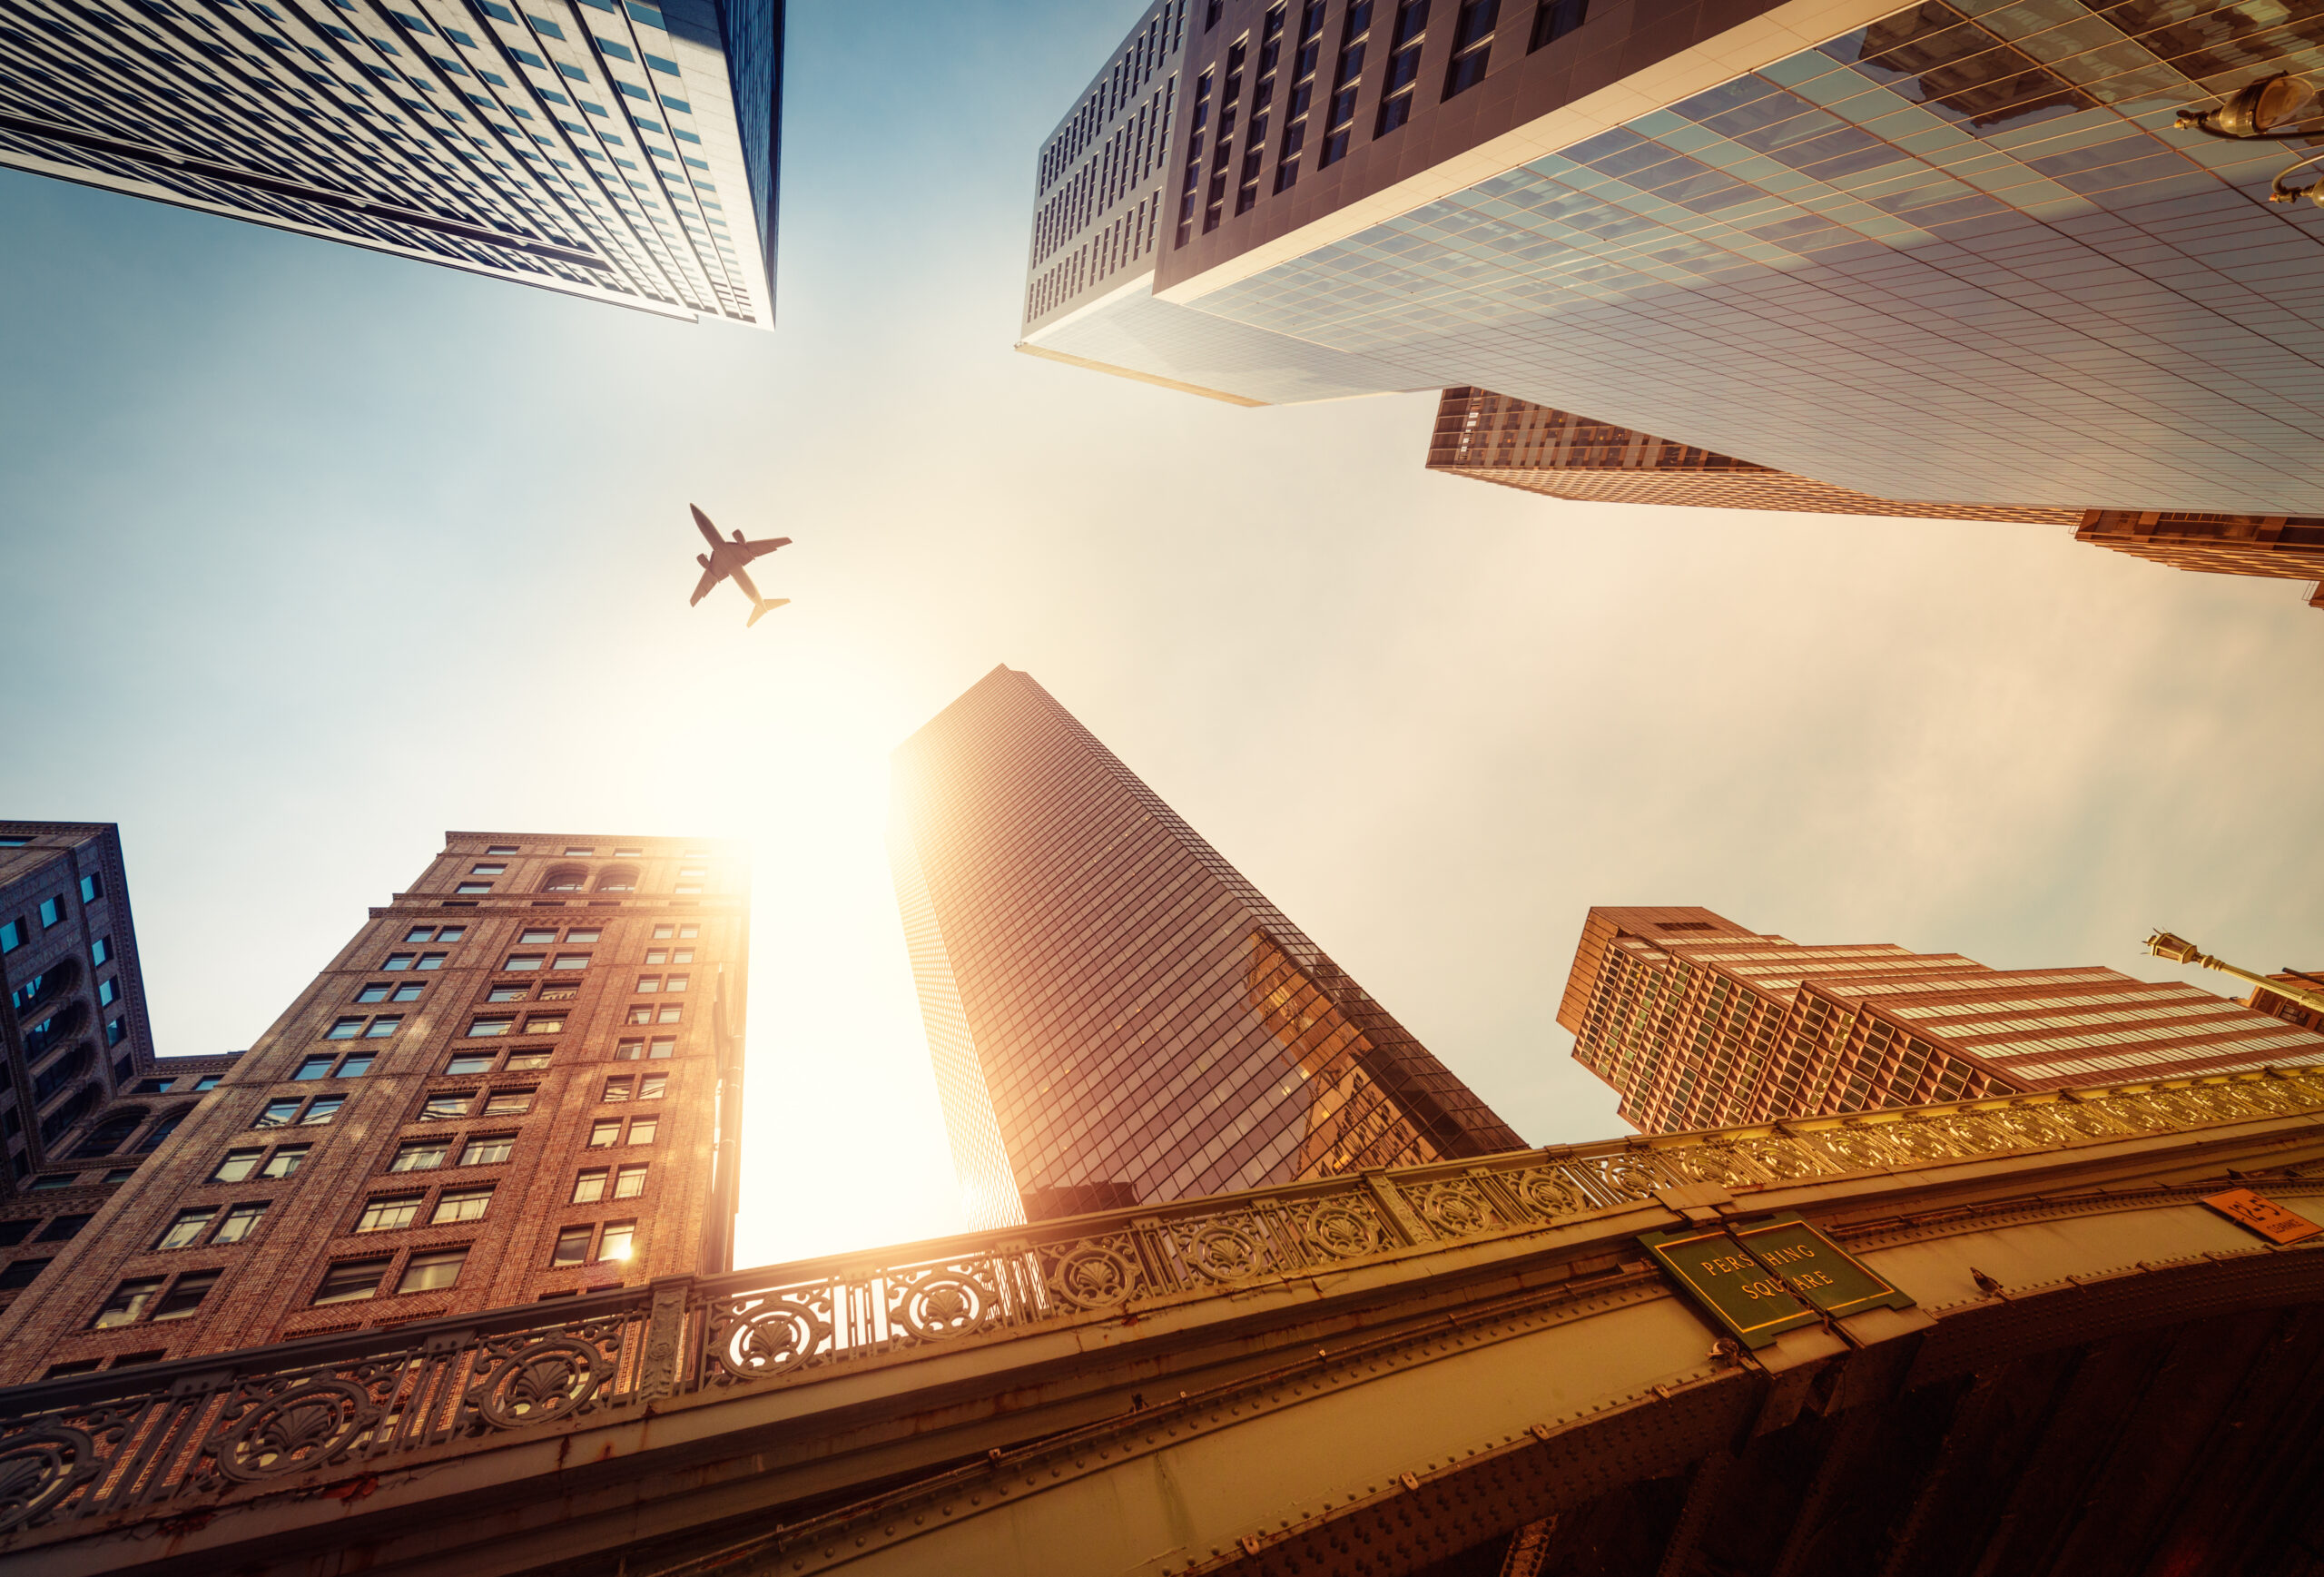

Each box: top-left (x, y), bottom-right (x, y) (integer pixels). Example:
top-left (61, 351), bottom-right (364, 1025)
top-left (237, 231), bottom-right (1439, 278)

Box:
top-left (685, 504), bottom-right (793, 626)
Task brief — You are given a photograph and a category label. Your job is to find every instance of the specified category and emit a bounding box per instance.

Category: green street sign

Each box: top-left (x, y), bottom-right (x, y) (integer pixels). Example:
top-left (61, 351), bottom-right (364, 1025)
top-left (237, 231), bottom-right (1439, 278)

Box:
top-left (1639, 1224), bottom-right (1819, 1348)
top-left (1729, 1213), bottom-right (1915, 1320)
top-left (1642, 1213), bottom-right (1915, 1346)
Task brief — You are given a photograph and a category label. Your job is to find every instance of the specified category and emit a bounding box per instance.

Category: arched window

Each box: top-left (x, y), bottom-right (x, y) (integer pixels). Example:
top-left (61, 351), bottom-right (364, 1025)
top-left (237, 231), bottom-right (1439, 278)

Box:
top-left (540, 866), bottom-right (587, 892)
top-left (8, 959), bottom-right (79, 1017)
top-left (32, 1048), bottom-right (90, 1105)
top-left (38, 1085), bottom-right (97, 1147)
top-left (593, 866), bottom-right (638, 893)
top-left (24, 1002), bottom-right (88, 1062)
top-left (133, 1107), bottom-right (192, 1154)
top-left (70, 1108), bottom-right (146, 1159)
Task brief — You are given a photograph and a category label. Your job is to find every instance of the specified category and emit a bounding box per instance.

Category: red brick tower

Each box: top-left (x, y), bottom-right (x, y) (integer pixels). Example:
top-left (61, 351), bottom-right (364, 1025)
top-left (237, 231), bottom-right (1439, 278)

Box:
top-left (0, 832), bottom-right (746, 1383)
top-left (1558, 906), bottom-right (2324, 1135)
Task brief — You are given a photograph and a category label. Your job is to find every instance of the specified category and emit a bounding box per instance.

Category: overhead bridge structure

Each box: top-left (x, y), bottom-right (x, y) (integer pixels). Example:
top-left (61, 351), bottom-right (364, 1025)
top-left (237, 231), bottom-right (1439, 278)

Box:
top-left (3, 1070), bottom-right (2323, 1577)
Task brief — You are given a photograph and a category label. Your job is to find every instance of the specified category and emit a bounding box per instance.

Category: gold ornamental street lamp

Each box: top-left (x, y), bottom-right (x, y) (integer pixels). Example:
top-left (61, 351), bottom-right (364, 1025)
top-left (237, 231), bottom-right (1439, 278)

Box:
top-left (2144, 930), bottom-right (2324, 1020)
top-left (2173, 72), bottom-right (2324, 205)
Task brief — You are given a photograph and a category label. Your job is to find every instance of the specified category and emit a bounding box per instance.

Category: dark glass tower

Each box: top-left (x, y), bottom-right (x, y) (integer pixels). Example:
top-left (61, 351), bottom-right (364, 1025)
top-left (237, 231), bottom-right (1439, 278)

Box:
top-left (891, 665), bottom-right (1524, 1227)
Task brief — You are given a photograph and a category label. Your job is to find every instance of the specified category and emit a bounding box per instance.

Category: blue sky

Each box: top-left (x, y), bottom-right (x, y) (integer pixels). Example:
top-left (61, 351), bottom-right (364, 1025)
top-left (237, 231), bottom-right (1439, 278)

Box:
top-left (3, 0), bottom-right (2319, 1265)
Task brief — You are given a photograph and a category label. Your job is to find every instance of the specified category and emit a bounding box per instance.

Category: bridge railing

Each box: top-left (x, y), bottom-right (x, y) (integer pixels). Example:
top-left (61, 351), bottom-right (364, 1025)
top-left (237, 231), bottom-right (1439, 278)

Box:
top-left (1, 1067), bottom-right (2318, 1543)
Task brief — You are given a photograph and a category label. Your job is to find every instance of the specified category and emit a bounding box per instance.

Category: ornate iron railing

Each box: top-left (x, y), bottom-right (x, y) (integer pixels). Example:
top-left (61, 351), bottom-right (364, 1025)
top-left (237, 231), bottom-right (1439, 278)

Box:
top-left (2, 1066), bottom-right (2319, 1542)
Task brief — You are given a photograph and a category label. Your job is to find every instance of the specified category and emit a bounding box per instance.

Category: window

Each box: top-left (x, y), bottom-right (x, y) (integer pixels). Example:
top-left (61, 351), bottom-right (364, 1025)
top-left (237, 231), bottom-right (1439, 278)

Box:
top-left (213, 1202), bottom-right (268, 1243)
top-left (552, 954), bottom-right (590, 971)
top-left (505, 1050), bottom-right (552, 1072)
top-left (37, 1214), bottom-right (91, 1242)
top-left (670, 948), bottom-right (694, 964)
top-left (38, 897), bottom-right (64, 930)
top-left (105, 1018), bottom-right (126, 1047)
top-left (503, 955), bottom-right (544, 973)
top-left (0, 921), bottom-right (18, 955)
top-left (455, 882), bottom-right (493, 895)
top-left (524, 1015), bottom-right (566, 1035)
top-left (597, 1220), bottom-right (635, 1261)
top-left (665, 974), bottom-right (689, 994)
top-left (652, 925), bottom-right (674, 940)
top-left (133, 1079), bottom-right (172, 1096)
top-left (482, 1089), bottom-right (535, 1117)
top-left (157, 1209), bottom-right (216, 1249)
top-left (295, 1056), bottom-right (334, 1080)
top-left (521, 929), bottom-right (558, 947)
top-left (436, 930), bottom-right (464, 945)
top-left (542, 871), bottom-right (586, 892)
top-left (150, 1270), bottom-right (218, 1321)
top-left (487, 984), bottom-right (529, 1005)
top-left (418, 1093), bottom-right (470, 1121)
top-left (364, 1017), bottom-right (400, 1039)
top-left (299, 1097), bottom-right (344, 1125)
top-left (431, 1186), bottom-right (493, 1224)
top-left (404, 926), bottom-right (437, 942)
top-left (312, 1257), bottom-right (390, 1305)
top-left (1374, 0), bottom-right (1428, 134)
top-left (587, 1119), bottom-right (620, 1148)
top-left (1443, 0), bottom-right (1496, 94)
top-left (625, 1006), bottom-right (654, 1026)
top-left (0, 1260), bottom-right (51, 1290)
top-left (565, 928), bottom-right (602, 943)
top-left (193, 1076), bottom-right (221, 1092)
top-left (572, 1167), bottom-right (608, 1202)
top-left (416, 952), bottom-right (447, 971)
top-left (382, 953), bottom-right (416, 971)
top-left (550, 1225), bottom-right (593, 1267)
top-left (260, 1146), bottom-right (310, 1179)
top-left (562, 846), bottom-right (593, 857)
top-left (92, 1277), bottom-right (164, 1327)
top-left (356, 1195), bottom-right (422, 1232)
top-left (627, 1117), bottom-right (658, 1146)
top-left (399, 1247), bottom-right (468, 1294)
top-left (469, 863), bottom-right (506, 875)
top-left (337, 1053), bottom-right (377, 1078)
top-left (487, 845), bottom-right (519, 856)
top-left (0, 1222), bottom-right (32, 1247)
top-left (1528, 0), bottom-right (1584, 49)
top-left (254, 1099), bottom-right (301, 1128)
top-left (356, 983), bottom-right (393, 1004)
top-left (1320, 0), bottom-right (1372, 166)
top-left (635, 975), bottom-right (660, 993)
top-left (458, 1134), bottom-right (514, 1166)
top-left (0, 836), bottom-right (25, 847)
top-left (603, 1076), bottom-right (634, 1102)
top-left (649, 1037), bottom-right (675, 1059)
top-left (614, 847), bottom-right (642, 858)
top-left (326, 1018), bottom-right (365, 1040)
top-left (390, 1139), bottom-right (448, 1171)
top-left (466, 1017), bottom-right (513, 1038)
top-left (656, 1005), bottom-right (682, 1024)
top-left (644, 951), bottom-right (666, 967)
top-left (447, 1053), bottom-right (495, 1076)
top-left (639, 1073), bottom-right (667, 1099)
top-left (389, 982), bottom-right (423, 1002)
top-left (614, 1163), bottom-right (647, 1198)
top-left (98, 979), bottom-right (120, 1007)
top-left (104, 1168), bottom-right (137, 1184)
top-left (91, 936), bottom-right (111, 966)
top-left (615, 1039), bottom-right (645, 1060)
top-left (42, 1361), bottom-right (99, 1380)
top-left (78, 873), bottom-right (103, 904)
top-left (212, 1148), bottom-right (262, 1183)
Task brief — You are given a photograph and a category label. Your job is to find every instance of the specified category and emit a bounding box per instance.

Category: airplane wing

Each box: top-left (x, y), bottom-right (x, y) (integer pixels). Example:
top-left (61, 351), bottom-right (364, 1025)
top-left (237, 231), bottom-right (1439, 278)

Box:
top-left (688, 566), bottom-right (722, 606)
top-left (741, 536), bottom-right (793, 562)
top-left (689, 504), bottom-right (724, 549)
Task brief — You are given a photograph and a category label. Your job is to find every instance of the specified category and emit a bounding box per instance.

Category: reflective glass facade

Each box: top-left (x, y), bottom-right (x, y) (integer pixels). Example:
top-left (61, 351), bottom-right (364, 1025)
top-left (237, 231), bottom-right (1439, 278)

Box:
top-left (1559, 906), bottom-right (2324, 1134)
top-left (0, 0), bottom-right (780, 324)
top-left (1024, 0), bottom-right (2324, 514)
top-left (891, 666), bottom-right (1523, 1223)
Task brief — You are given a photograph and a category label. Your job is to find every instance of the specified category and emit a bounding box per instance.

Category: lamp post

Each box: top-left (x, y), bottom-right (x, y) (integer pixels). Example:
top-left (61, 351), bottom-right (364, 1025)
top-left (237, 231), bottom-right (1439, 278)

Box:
top-left (2173, 72), bottom-right (2324, 205)
top-left (2143, 930), bottom-right (2324, 1020)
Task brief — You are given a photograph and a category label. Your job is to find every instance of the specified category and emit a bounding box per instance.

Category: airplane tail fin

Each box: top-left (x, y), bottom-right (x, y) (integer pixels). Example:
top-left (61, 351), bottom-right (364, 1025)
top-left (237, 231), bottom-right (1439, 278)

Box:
top-left (746, 597), bottom-right (792, 628)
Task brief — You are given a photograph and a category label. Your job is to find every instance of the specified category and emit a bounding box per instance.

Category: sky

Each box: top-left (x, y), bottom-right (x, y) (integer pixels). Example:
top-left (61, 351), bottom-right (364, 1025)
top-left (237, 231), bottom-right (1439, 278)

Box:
top-left (2, 0), bottom-right (2320, 1270)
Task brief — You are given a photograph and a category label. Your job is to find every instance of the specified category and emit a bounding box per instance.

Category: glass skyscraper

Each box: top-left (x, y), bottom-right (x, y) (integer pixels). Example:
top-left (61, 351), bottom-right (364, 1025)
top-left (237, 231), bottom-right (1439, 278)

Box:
top-left (0, 0), bottom-right (782, 324)
top-left (1020, 0), bottom-right (2324, 517)
top-left (891, 666), bottom-right (1524, 1227)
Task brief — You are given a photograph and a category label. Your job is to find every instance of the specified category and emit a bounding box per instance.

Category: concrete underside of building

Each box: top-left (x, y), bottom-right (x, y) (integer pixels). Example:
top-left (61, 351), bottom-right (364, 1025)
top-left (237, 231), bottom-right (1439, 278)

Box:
top-left (3, 1070), bottom-right (2321, 1575)
top-left (1023, 0), bottom-right (2324, 517)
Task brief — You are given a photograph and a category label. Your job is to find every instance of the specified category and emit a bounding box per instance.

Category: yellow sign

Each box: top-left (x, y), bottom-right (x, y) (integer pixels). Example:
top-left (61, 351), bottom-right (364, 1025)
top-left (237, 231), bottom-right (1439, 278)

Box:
top-left (1642, 1213), bottom-right (1914, 1345)
top-left (2200, 1188), bottom-right (2322, 1245)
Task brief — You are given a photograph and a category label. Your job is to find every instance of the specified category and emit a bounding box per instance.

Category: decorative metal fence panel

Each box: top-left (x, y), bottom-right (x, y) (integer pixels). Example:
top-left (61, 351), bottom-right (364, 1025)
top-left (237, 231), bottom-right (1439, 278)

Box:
top-left (2, 1067), bottom-right (2319, 1543)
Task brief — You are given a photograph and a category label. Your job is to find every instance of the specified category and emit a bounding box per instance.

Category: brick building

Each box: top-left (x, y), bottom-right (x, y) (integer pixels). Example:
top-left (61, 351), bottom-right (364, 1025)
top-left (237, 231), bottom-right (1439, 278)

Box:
top-left (890, 665), bottom-right (1522, 1227)
top-left (1557, 905), bottom-right (2324, 1135)
top-left (0, 830), bottom-right (746, 1383)
top-left (2249, 970), bottom-right (2324, 1035)
top-left (1424, 387), bottom-right (2079, 523)
top-left (2076, 510), bottom-right (2324, 613)
top-left (0, 824), bottom-right (240, 1330)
